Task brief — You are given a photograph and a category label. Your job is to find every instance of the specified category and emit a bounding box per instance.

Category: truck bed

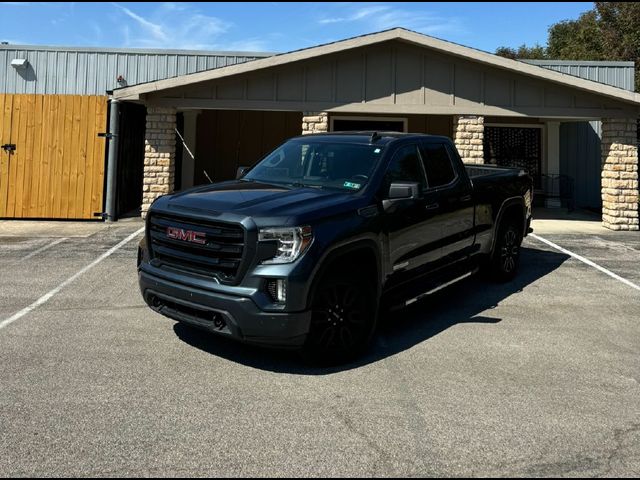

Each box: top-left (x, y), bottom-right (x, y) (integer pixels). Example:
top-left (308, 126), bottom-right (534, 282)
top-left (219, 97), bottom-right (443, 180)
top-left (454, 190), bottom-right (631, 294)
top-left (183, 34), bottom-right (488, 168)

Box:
top-left (465, 164), bottom-right (525, 179)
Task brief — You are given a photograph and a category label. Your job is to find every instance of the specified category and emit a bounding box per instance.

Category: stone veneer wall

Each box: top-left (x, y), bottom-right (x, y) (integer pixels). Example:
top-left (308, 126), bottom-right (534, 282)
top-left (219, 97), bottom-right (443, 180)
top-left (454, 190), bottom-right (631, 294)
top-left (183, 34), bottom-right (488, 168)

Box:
top-left (453, 115), bottom-right (485, 164)
top-left (142, 107), bottom-right (177, 217)
top-left (601, 118), bottom-right (639, 231)
top-left (302, 112), bottom-right (328, 134)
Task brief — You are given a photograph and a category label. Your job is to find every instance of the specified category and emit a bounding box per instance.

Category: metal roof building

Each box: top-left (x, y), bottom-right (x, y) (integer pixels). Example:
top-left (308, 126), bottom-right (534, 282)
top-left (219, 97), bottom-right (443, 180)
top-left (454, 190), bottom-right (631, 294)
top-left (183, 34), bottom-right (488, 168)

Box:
top-left (0, 44), bottom-right (272, 95)
top-left (522, 59), bottom-right (635, 92)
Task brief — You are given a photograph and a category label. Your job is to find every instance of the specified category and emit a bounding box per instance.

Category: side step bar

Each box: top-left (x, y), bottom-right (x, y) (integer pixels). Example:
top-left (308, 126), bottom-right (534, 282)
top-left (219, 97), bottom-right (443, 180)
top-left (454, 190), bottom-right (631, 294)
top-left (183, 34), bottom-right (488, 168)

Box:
top-left (390, 269), bottom-right (478, 310)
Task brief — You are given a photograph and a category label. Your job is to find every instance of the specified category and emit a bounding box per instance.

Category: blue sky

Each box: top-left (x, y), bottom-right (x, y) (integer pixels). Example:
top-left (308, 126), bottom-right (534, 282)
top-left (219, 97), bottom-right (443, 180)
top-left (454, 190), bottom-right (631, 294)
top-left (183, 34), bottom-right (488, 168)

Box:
top-left (0, 2), bottom-right (594, 53)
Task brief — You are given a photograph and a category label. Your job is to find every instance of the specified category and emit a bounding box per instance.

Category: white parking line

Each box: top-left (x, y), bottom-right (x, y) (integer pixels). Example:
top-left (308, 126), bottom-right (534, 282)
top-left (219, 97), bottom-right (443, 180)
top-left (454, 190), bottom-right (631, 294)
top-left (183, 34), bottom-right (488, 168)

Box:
top-left (530, 233), bottom-right (640, 292)
top-left (20, 237), bottom-right (68, 261)
top-left (0, 227), bottom-right (145, 331)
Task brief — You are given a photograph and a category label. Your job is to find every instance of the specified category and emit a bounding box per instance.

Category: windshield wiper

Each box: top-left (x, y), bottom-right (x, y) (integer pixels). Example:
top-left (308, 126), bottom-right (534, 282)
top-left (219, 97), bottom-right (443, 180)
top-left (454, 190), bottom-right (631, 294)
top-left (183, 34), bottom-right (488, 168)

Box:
top-left (288, 182), bottom-right (326, 189)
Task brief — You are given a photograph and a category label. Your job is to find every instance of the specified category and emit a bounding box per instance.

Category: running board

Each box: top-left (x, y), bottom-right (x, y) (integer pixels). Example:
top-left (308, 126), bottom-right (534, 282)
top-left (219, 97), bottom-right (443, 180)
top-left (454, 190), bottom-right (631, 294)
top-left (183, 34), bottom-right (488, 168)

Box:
top-left (396, 269), bottom-right (478, 309)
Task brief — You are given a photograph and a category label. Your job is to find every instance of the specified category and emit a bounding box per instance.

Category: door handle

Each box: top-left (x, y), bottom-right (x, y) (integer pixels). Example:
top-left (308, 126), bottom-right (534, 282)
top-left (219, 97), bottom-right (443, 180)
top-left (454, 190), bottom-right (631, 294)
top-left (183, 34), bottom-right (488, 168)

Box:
top-left (1, 144), bottom-right (16, 153)
top-left (425, 202), bottom-right (439, 211)
top-left (460, 194), bottom-right (472, 202)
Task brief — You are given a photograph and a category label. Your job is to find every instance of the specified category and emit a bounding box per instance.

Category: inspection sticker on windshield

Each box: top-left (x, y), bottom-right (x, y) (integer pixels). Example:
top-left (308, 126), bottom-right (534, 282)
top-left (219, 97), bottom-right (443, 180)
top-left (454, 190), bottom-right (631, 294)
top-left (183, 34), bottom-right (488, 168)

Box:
top-left (343, 181), bottom-right (361, 190)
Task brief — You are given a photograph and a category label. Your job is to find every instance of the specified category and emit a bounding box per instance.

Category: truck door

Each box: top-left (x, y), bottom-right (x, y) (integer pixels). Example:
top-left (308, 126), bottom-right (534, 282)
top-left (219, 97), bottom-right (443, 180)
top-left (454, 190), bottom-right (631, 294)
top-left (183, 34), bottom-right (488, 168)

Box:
top-left (418, 141), bottom-right (475, 262)
top-left (383, 143), bottom-right (444, 285)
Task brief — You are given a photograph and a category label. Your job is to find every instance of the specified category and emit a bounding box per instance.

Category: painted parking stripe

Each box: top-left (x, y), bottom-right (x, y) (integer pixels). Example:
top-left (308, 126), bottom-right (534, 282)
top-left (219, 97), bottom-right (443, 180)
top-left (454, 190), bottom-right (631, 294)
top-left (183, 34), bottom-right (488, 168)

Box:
top-left (530, 233), bottom-right (640, 292)
top-left (0, 227), bottom-right (145, 331)
top-left (21, 237), bottom-right (68, 261)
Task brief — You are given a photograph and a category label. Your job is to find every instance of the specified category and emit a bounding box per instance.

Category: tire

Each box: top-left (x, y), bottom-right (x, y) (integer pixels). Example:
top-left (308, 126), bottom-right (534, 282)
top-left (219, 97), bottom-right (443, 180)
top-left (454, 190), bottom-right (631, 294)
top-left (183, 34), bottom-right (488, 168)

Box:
top-left (489, 220), bottom-right (522, 282)
top-left (302, 271), bottom-right (377, 364)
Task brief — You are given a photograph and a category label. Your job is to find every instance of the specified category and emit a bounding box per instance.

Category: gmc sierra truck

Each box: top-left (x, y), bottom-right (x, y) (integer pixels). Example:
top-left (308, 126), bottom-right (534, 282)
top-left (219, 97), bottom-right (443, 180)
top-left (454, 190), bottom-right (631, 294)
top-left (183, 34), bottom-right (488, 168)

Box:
top-left (138, 132), bottom-right (533, 362)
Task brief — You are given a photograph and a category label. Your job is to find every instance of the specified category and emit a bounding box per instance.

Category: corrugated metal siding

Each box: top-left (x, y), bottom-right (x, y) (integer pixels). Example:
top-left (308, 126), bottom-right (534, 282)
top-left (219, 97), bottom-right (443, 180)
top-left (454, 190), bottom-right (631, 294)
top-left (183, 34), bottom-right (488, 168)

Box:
top-left (560, 120), bottom-right (603, 210)
top-left (522, 60), bottom-right (635, 92)
top-left (0, 46), bottom-right (272, 95)
top-left (527, 59), bottom-right (634, 208)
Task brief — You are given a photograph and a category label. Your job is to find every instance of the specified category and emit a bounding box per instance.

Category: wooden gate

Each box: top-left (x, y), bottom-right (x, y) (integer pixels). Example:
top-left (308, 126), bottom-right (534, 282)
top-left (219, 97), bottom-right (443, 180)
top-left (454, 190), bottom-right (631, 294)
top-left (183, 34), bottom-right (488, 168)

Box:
top-left (0, 94), bottom-right (108, 219)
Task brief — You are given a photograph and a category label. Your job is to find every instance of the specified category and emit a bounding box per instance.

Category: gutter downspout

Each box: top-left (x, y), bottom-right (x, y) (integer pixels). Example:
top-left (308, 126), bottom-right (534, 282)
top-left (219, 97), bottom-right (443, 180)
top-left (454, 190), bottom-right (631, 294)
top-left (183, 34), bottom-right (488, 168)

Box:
top-left (104, 99), bottom-right (120, 222)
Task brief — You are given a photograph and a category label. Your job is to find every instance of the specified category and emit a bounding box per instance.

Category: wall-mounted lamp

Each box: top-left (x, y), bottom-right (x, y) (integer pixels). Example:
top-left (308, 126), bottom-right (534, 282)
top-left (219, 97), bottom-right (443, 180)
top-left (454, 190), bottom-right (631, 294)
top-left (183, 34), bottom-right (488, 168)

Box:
top-left (11, 58), bottom-right (28, 70)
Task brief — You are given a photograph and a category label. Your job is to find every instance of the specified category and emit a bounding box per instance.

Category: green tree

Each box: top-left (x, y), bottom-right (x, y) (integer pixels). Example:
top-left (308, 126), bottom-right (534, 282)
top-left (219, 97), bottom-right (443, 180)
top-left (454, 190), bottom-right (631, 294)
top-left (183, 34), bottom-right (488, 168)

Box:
top-left (495, 44), bottom-right (547, 60)
top-left (547, 11), bottom-right (605, 60)
top-left (596, 1), bottom-right (640, 91)
top-left (495, 2), bottom-right (640, 91)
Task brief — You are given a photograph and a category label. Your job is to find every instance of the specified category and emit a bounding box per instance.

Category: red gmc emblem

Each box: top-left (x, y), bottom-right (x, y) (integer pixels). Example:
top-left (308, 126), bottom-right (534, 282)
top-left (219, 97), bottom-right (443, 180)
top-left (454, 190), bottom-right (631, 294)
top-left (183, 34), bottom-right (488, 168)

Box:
top-left (166, 227), bottom-right (206, 245)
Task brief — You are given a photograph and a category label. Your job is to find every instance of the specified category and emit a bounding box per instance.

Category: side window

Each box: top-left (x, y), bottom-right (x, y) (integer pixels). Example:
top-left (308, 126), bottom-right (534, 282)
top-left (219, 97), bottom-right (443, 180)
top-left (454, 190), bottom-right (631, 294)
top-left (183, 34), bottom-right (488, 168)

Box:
top-left (384, 144), bottom-right (427, 191)
top-left (419, 143), bottom-right (457, 188)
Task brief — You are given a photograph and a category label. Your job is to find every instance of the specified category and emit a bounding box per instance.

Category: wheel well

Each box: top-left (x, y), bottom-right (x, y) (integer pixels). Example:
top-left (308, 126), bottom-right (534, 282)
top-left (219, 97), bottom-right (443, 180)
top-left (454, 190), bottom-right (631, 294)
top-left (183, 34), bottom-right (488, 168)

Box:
top-left (490, 202), bottom-right (525, 259)
top-left (307, 245), bottom-right (379, 307)
top-left (500, 203), bottom-right (525, 233)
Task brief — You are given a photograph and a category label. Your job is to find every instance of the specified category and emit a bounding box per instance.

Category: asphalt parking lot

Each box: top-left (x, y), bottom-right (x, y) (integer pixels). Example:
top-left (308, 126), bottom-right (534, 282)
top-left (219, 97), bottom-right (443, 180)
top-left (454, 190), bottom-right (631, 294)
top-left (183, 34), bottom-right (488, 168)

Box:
top-left (0, 219), bottom-right (639, 477)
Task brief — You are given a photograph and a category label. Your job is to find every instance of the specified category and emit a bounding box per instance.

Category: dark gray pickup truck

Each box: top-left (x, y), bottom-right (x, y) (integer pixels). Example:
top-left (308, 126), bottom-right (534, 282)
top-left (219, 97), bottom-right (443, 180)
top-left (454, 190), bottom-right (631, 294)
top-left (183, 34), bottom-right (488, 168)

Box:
top-left (138, 132), bottom-right (533, 362)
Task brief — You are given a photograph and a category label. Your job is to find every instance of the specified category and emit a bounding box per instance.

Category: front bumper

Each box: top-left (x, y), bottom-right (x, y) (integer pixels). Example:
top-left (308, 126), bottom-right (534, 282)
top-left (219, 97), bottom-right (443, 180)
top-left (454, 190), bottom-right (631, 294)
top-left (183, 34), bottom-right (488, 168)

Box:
top-left (139, 269), bottom-right (311, 348)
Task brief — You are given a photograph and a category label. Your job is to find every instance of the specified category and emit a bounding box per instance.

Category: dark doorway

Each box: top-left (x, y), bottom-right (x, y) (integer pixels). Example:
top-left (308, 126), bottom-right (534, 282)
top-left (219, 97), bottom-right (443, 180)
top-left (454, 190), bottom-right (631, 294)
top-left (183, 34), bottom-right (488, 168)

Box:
top-left (116, 102), bottom-right (146, 218)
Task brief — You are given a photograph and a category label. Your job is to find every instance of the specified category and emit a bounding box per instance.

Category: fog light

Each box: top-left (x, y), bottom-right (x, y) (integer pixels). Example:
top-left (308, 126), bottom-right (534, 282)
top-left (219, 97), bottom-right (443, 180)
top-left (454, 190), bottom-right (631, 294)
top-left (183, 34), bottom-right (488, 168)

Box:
top-left (266, 279), bottom-right (286, 303)
top-left (276, 279), bottom-right (286, 303)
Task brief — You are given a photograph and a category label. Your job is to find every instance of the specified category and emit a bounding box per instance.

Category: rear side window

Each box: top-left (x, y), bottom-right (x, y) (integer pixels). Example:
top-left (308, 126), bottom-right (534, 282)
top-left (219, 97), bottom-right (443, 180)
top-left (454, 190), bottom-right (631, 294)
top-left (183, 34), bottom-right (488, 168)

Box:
top-left (419, 143), bottom-right (456, 188)
top-left (384, 145), bottom-right (427, 190)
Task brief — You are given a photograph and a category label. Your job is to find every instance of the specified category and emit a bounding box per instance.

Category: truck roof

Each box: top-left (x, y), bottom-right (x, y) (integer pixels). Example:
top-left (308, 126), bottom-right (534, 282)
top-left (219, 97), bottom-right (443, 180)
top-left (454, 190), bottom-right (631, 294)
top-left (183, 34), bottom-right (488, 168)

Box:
top-left (292, 131), bottom-right (452, 145)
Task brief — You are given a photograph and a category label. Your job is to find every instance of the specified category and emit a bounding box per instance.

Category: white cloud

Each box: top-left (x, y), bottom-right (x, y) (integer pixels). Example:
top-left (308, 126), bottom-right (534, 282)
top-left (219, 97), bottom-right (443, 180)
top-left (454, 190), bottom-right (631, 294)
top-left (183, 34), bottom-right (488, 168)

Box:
top-left (318, 3), bottom-right (466, 36)
top-left (113, 3), bottom-right (168, 44)
top-left (319, 5), bottom-right (391, 24)
top-left (113, 2), bottom-right (232, 50)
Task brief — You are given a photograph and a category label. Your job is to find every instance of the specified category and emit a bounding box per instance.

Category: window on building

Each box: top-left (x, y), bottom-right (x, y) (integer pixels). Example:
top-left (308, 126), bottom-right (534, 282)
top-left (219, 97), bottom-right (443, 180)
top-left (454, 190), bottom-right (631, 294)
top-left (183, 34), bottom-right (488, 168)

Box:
top-left (484, 126), bottom-right (542, 187)
top-left (332, 118), bottom-right (406, 133)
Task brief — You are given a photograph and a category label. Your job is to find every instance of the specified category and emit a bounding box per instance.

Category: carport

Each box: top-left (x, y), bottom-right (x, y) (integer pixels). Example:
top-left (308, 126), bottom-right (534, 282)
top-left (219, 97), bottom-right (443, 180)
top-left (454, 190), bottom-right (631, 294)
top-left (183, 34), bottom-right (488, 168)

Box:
top-left (112, 28), bottom-right (640, 230)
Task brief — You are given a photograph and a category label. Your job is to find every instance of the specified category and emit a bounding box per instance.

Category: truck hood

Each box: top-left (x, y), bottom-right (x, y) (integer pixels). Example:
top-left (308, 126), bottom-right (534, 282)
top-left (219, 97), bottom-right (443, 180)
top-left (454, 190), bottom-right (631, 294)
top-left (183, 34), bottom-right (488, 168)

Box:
top-left (162, 180), bottom-right (362, 222)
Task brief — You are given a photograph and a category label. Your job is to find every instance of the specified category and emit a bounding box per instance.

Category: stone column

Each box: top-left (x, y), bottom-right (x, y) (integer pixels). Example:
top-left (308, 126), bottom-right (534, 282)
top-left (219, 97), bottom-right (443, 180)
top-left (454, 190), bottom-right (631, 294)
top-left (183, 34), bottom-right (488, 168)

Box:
top-left (302, 111), bottom-right (328, 134)
top-left (142, 106), bottom-right (177, 218)
top-left (453, 115), bottom-right (484, 164)
top-left (601, 118), bottom-right (639, 231)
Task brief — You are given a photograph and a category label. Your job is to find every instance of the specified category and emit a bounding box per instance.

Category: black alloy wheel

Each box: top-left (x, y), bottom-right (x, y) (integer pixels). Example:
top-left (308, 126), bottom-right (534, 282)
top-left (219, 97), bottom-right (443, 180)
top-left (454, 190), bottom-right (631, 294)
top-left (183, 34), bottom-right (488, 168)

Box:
top-left (304, 275), bottom-right (376, 363)
top-left (500, 227), bottom-right (520, 274)
top-left (491, 222), bottom-right (522, 281)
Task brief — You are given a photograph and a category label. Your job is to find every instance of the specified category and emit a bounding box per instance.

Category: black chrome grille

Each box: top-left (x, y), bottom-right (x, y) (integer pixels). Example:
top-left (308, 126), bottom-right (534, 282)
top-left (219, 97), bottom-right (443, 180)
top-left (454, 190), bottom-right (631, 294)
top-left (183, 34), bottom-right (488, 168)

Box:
top-left (148, 213), bottom-right (245, 283)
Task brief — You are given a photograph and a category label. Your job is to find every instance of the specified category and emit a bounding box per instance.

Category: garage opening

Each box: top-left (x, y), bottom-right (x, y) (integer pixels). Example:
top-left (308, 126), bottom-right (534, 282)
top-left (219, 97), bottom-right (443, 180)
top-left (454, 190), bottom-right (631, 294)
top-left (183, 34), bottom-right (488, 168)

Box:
top-left (194, 110), bottom-right (302, 186)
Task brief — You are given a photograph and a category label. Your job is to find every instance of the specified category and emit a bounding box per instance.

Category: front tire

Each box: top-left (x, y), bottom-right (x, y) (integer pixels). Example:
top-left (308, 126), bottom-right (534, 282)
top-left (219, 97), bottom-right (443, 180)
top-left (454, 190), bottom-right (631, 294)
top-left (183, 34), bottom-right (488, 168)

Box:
top-left (302, 272), bottom-right (377, 364)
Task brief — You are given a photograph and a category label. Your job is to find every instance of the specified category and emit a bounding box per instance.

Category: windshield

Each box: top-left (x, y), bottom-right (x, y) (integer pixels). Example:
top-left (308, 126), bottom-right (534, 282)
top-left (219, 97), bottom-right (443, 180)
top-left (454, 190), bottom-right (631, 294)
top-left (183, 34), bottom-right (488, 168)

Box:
top-left (243, 140), bottom-right (384, 192)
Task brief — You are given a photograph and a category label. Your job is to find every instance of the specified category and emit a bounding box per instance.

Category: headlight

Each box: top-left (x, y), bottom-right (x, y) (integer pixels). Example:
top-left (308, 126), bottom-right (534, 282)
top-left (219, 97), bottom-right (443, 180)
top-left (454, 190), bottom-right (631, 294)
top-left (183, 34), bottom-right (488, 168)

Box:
top-left (258, 226), bottom-right (313, 264)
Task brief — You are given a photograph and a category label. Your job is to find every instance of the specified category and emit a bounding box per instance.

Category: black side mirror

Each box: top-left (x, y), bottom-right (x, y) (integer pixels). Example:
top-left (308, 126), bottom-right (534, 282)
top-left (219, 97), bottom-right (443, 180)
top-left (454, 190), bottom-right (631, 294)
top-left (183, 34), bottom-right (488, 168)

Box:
top-left (236, 166), bottom-right (250, 179)
top-left (382, 182), bottom-right (420, 212)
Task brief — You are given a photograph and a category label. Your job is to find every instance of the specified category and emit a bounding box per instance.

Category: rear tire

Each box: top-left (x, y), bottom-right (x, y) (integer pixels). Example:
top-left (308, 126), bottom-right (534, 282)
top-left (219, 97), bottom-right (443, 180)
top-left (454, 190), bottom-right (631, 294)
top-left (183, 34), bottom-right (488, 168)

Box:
top-left (302, 271), bottom-right (377, 364)
top-left (489, 221), bottom-right (522, 282)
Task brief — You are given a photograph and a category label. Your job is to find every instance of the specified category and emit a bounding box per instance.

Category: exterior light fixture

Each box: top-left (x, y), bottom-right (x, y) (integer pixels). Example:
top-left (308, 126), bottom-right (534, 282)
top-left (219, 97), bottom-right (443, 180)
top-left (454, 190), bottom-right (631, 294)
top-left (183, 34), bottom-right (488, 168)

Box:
top-left (11, 58), bottom-right (28, 70)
